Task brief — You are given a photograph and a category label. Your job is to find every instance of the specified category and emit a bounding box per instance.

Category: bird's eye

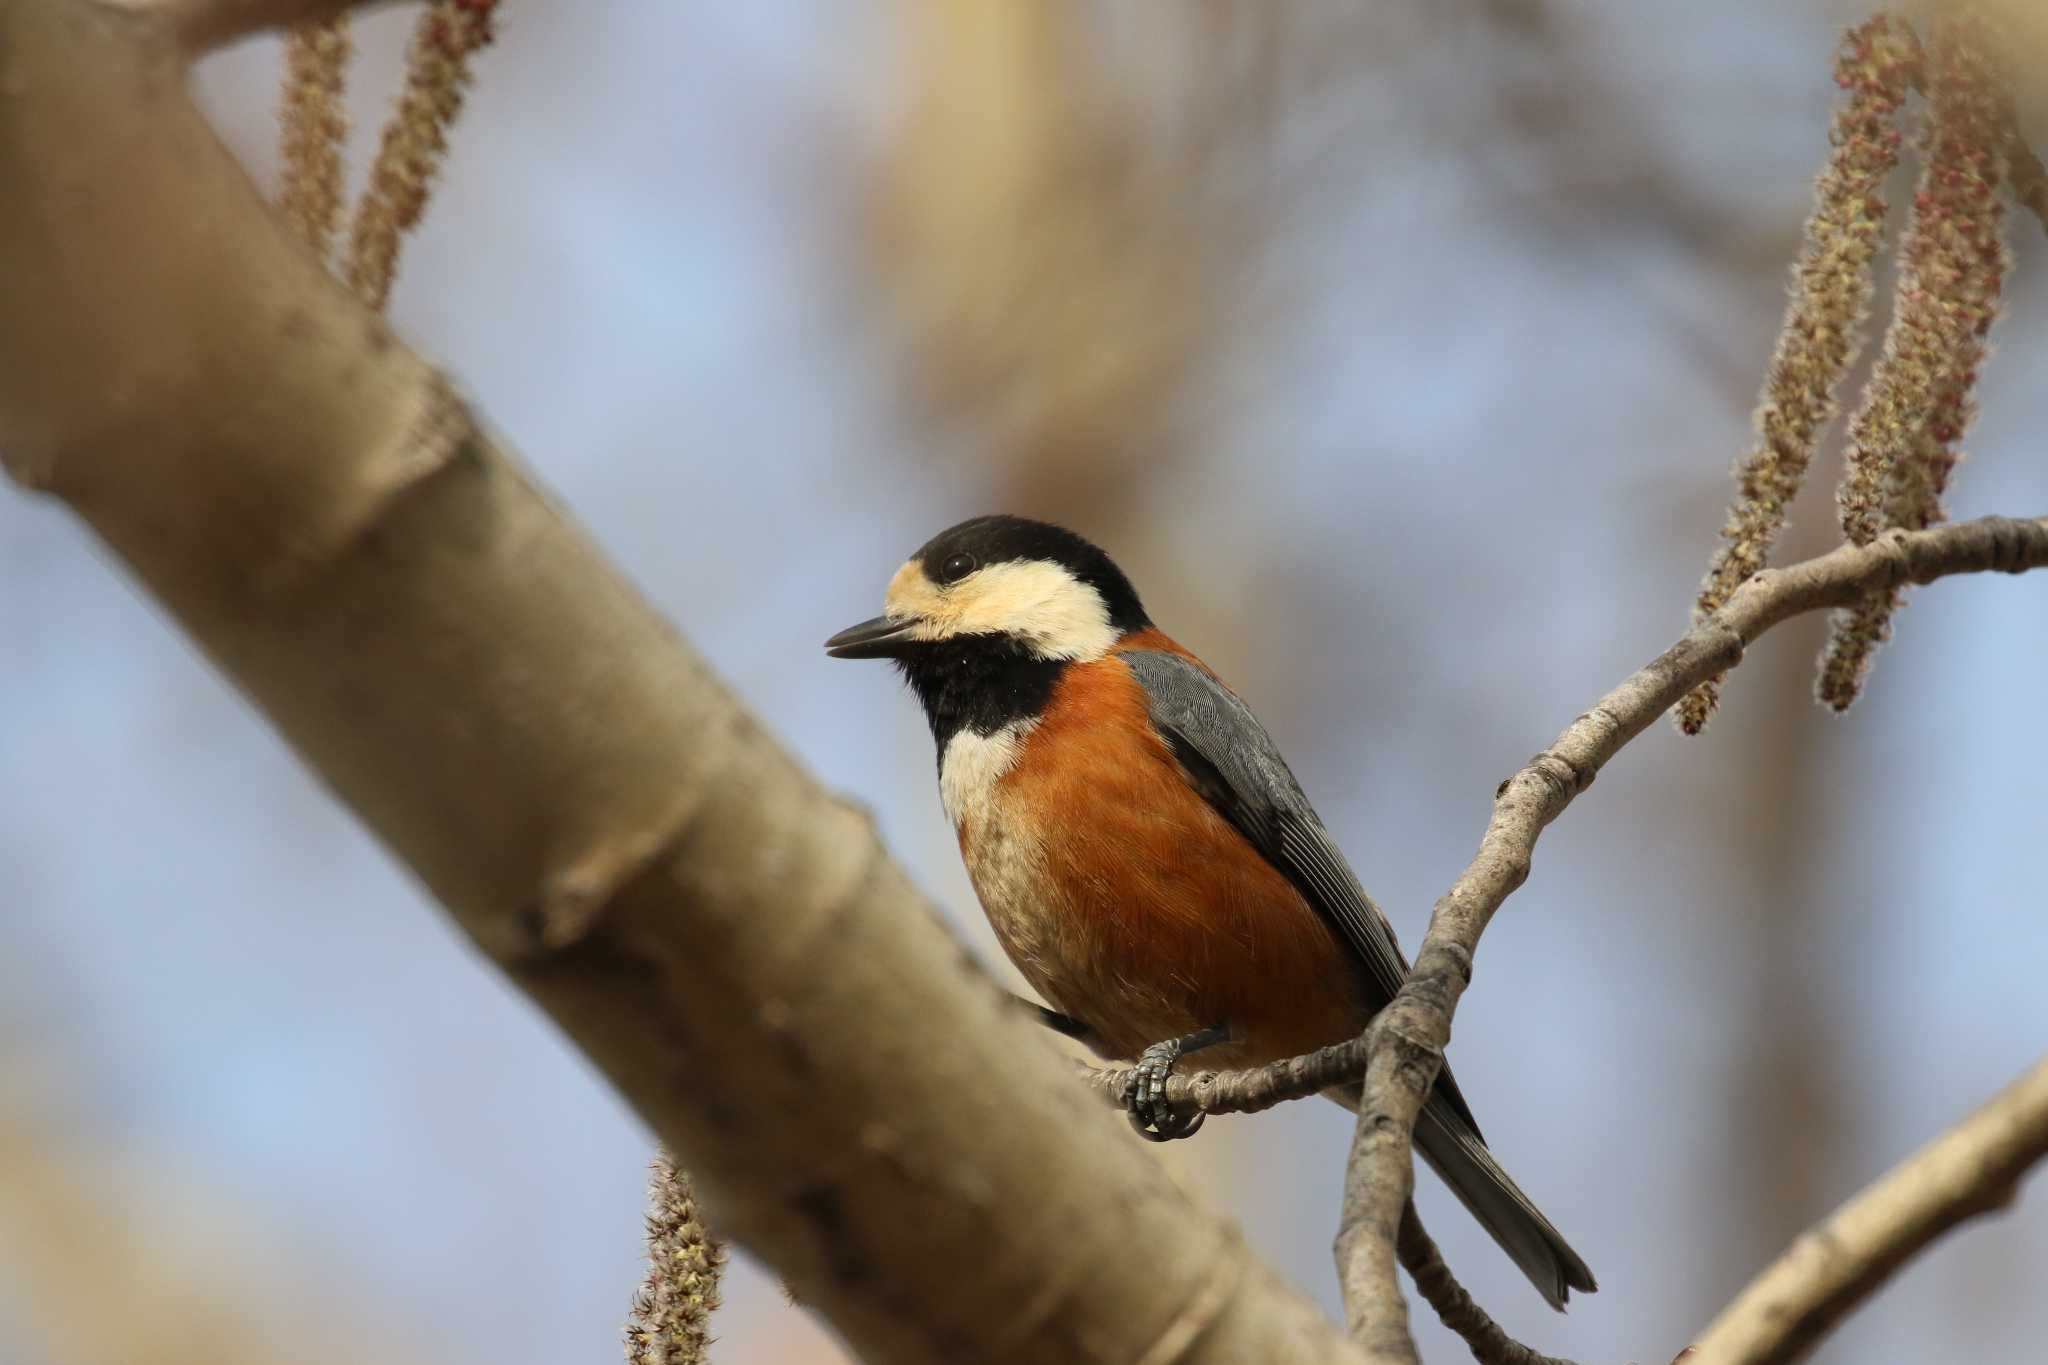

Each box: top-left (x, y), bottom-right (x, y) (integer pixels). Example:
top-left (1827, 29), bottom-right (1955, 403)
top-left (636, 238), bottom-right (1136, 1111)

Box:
top-left (940, 552), bottom-right (977, 583)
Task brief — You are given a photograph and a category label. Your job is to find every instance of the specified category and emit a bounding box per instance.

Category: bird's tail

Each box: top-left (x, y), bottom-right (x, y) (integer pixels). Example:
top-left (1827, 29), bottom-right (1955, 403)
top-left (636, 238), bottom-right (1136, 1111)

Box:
top-left (1411, 1098), bottom-right (1596, 1311)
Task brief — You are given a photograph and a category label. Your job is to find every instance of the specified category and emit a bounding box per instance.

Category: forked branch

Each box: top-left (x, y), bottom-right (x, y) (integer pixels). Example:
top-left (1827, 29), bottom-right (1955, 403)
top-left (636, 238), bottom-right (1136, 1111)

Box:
top-left (1398, 1205), bottom-right (1579, 1365)
top-left (1332, 510), bottom-right (2048, 1353)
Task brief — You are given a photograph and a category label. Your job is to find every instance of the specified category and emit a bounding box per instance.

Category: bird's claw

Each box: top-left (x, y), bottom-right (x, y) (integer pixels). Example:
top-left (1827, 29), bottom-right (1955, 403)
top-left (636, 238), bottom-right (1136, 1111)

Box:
top-left (1125, 1038), bottom-right (1205, 1141)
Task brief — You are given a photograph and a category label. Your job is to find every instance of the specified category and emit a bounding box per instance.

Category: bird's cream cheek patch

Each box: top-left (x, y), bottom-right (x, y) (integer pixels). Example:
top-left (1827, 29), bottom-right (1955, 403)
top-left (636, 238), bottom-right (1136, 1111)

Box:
top-left (888, 559), bottom-right (1117, 661)
top-left (966, 561), bottom-right (1116, 660)
top-left (884, 560), bottom-right (944, 623)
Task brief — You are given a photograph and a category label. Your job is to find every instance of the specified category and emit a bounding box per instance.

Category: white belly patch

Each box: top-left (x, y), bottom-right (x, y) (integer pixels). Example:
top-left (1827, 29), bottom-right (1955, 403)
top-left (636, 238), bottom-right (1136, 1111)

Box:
top-left (938, 720), bottom-right (1037, 829)
top-left (938, 720), bottom-right (1066, 1001)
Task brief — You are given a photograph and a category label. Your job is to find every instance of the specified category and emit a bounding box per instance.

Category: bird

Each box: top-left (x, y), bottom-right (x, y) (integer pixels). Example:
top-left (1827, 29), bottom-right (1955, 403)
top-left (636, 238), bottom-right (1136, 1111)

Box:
top-left (824, 513), bottom-right (1595, 1310)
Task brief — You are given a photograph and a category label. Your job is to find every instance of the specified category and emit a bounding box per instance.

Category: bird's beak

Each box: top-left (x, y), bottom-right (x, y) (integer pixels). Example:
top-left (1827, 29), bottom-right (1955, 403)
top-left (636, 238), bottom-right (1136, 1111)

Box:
top-left (824, 615), bottom-right (921, 660)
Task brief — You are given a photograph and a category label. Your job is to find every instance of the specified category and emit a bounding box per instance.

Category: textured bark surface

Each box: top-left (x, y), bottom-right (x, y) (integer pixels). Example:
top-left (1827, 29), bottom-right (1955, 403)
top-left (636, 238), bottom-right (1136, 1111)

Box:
top-left (0, 3), bottom-right (1363, 1362)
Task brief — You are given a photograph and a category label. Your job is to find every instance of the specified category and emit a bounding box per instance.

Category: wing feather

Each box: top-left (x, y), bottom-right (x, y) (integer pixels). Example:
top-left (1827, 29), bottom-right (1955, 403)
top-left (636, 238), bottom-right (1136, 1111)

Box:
top-left (1121, 648), bottom-right (1480, 1133)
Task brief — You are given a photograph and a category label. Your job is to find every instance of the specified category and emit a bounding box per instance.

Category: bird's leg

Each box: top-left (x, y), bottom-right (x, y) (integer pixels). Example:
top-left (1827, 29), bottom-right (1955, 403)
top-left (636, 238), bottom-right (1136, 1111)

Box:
top-left (1019, 997), bottom-right (1095, 1042)
top-left (1127, 1023), bottom-right (1231, 1142)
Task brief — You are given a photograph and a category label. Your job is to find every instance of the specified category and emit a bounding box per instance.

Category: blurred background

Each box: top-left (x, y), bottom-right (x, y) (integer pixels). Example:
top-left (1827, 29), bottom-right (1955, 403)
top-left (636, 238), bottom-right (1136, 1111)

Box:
top-left (3, 2), bottom-right (2045, 1362)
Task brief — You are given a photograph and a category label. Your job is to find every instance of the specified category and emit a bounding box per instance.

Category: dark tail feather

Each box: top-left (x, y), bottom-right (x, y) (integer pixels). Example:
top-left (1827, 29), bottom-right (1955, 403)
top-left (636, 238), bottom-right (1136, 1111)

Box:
top-left (1412, 1098), bottom-right (1597, 1311)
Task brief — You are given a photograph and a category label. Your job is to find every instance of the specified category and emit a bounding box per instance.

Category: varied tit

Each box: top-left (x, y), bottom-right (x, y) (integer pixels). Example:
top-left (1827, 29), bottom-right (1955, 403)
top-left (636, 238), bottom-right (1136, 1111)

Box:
top-left (825, 514), bottom-right (1595, 1310)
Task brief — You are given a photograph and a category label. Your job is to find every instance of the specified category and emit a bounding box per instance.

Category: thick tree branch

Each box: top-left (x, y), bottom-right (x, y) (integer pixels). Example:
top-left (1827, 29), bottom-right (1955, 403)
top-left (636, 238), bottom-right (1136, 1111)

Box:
top-left (104, 0), bottom-right (377, 53)
top-left (0, 4), bottom-right (1364, 1362)
top-left (1687, 1052), bottom-right (2048, 1365)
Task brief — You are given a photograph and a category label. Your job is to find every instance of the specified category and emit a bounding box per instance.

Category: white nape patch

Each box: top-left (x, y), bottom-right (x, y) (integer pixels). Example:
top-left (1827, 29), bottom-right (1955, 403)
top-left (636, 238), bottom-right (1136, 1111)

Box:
top-left (939, 720), bottom-right (1038, 829)
top-left (884, 559), bottom-right (1117, 662)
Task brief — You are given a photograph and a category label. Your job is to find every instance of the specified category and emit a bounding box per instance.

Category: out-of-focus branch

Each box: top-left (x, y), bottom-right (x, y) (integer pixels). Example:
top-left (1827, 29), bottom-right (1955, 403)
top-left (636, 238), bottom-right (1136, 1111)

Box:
top-left (1082, 513), bottom-right (2048, 1126)
top-left (113, 0), bottom-right (372, 54)
top-left (0, 1077), bottom-right (434, 1365)
top-left (2004, 127), bottom-right (2048, 235)
top-left (0, 4), bottom-right (1361, 1363)
top-left (1687, 1053), bottom-right (2048, 1365)
top-left (872, 1), bottom-right (1208, 524)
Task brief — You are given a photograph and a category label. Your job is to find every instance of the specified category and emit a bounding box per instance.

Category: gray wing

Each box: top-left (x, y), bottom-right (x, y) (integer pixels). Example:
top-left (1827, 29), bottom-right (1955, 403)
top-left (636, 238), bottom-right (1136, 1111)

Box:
top-left (1122, 647), bottom-right (1480, 1132)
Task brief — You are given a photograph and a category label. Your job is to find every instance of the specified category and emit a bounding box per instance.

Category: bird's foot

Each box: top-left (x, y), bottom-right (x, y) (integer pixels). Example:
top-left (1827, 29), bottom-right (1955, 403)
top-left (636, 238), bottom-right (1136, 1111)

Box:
top-left (1125, 1024), bottom-right (1230, 1142)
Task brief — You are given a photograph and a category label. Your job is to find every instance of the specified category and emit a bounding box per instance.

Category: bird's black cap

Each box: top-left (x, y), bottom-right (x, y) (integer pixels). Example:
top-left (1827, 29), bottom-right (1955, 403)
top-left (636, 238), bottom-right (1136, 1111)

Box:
top-left (912, 515), bottom-right (1151, 634)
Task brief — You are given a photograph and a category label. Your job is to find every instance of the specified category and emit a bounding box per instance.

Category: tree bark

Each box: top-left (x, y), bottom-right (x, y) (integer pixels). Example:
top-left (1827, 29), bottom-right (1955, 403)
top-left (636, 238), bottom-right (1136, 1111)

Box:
top-left (0, 3), bottom-right (1362, 1362)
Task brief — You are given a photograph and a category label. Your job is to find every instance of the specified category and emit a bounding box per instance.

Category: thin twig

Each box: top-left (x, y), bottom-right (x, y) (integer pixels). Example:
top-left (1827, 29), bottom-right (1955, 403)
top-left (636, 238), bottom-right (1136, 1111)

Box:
top-left (1078, 1031), bottom-right (1368, 1117)
top-left (1687, 1052), bottom-right (2048, 1365)
top-left (1339, 1082), bottom-right (1419, 1360)
top-left (1397, 1203), bottom-right (1578, 1365)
